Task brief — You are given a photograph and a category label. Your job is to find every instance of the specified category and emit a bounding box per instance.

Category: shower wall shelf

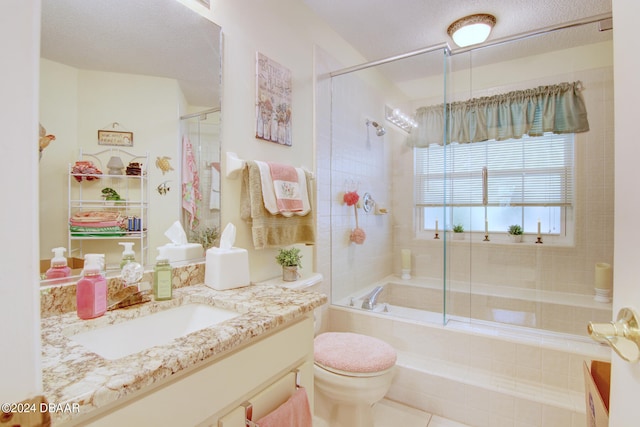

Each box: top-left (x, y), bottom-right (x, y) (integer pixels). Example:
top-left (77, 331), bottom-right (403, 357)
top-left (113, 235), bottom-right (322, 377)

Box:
top-left (67, 148), bottom-right (149, 266)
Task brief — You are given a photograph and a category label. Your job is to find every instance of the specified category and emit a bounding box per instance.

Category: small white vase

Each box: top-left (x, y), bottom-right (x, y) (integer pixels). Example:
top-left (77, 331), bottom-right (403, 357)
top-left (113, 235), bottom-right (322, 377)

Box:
top-left (282, 266), bottom-right (299, 282)
top-left (453, 232), bottom-right (465, 240)
top-left (509, 234), bottom-right (523, 243)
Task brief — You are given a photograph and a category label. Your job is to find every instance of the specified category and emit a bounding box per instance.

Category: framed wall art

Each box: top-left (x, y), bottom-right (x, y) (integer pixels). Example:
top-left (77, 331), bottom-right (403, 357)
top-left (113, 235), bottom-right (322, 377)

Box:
top-left (98, 130), bottom-right (134, 147)
top-left (255, 52), bottom-right (292, 146)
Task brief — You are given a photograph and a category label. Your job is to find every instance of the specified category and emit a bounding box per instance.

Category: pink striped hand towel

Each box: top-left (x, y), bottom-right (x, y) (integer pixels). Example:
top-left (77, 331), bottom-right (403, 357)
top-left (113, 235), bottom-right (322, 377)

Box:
top-left (255, 387), bottom-right (312, 427)
top-left (267, 162), bottom-right (303, 213)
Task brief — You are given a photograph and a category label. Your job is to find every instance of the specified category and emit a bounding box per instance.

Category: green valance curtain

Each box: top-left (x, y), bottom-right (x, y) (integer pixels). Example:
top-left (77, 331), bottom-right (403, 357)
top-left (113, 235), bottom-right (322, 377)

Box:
top-left (407, 81), bottom-right (590, 147)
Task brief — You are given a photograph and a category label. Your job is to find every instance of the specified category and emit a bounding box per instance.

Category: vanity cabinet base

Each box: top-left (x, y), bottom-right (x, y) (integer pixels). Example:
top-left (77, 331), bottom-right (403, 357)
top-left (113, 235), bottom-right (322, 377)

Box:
top-left (69, 314), bottom-right (314, 427)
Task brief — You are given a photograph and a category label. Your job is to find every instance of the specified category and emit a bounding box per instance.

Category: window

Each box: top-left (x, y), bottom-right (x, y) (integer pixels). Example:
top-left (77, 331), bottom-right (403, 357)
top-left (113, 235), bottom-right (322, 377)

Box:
top-left (415, 133), bottom-right (574, 240)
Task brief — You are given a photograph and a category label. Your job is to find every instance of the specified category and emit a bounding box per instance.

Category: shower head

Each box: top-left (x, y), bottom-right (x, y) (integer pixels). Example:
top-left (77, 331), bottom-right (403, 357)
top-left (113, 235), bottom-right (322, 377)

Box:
top-left (366, 119), bottom-right (386, 136)
top-left (372, 122), bottom-right (386, 136)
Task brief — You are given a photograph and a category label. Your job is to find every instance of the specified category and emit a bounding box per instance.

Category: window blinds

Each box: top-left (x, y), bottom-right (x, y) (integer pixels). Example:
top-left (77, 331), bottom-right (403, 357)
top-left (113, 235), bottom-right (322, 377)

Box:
top-left (415, 133), bottom-right (574, 207)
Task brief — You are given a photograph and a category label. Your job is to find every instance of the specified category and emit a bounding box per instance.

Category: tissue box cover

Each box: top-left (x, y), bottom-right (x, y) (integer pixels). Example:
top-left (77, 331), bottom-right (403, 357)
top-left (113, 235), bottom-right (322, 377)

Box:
top-left (205, 247), bottom-right (250, 290)
top-left (160, 243), bottom-right (204, 263)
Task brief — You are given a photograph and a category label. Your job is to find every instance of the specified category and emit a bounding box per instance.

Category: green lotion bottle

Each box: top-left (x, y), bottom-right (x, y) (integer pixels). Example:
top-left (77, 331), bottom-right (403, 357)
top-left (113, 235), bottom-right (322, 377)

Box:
top-left (153, 247), bottom-right (172, 301)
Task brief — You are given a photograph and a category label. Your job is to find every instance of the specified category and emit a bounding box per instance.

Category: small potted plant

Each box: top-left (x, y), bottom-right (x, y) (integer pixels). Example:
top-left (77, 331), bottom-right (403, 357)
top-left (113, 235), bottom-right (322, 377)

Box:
top-left (276, 247), bottom-right (302, 281)
top-left (452, 224), bottom-right (465, 240)
top-left (508, 224), bottom-right (524, 243)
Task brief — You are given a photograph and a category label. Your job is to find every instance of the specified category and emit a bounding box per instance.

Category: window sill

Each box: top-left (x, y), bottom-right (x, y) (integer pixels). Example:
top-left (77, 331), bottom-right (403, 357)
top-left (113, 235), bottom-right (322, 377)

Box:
top-left (416, 232), bottom-right (573, 247)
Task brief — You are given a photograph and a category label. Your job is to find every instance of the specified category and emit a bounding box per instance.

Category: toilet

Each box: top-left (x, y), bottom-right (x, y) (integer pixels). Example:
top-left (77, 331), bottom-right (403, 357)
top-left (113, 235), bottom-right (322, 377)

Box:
top-left (313, 332), bottom-right (397, 427)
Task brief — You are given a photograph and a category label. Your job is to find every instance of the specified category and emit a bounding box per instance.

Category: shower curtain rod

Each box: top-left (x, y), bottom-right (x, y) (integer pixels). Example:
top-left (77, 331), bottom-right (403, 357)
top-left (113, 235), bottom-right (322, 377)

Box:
top-left (329, 12), bottom-right (612, 78)
top-left (180, 107), bottom-right (220, 120)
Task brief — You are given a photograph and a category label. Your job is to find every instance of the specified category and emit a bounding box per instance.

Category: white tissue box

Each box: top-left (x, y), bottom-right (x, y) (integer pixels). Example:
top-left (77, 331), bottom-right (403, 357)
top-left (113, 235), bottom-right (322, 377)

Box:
top-left (159, 243), bottom-right (204, 263)
top-left (205, 247), bottom-right (250, 290)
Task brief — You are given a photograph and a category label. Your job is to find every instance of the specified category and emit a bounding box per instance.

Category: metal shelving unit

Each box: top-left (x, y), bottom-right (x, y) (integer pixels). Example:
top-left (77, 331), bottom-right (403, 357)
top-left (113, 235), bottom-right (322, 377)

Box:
top-left (68, 148), bottom-right (149, 266)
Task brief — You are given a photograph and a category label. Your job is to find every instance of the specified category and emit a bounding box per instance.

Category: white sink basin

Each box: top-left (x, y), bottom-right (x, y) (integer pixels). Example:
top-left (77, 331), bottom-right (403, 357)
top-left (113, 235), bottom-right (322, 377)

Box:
top-left (67, 303), bottom-right (240, 360)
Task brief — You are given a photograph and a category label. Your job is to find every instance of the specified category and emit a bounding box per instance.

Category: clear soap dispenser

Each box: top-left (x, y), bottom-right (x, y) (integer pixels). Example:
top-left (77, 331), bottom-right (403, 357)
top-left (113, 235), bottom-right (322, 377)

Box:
top-left (118, 242), bottom-right (136, 269)
top-left (45, 247), bottom-right (71, 279)
top-left (153, 247), bottom-right (173, 301)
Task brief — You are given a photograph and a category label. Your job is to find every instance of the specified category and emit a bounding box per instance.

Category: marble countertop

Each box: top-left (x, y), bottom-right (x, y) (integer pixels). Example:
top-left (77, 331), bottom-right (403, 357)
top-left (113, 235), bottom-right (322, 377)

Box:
top-left (41, 283), bottom-right (326, 425)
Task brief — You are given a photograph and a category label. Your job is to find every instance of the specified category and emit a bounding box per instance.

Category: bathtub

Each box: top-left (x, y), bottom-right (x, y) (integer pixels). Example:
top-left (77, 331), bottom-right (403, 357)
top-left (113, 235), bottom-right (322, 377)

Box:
top-left (339, 275), bottom-right (612, 337)
top-left (330, 275), bottom-right (612, 426)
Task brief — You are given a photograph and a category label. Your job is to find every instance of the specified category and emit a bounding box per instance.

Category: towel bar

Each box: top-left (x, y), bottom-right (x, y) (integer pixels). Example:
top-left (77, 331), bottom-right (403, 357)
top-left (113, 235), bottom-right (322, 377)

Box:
top-left (242, 369), bottom-right (303, 427)
top-left (243, 402), bottom-right (258, 427)
top-left (225, 151), bottom-right (315, 180)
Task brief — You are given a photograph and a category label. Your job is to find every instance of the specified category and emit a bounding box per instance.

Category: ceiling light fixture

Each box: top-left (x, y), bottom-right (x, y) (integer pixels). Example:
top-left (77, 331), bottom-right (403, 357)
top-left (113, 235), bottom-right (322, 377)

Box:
top-left (447, 13), bottom-right (496, 48)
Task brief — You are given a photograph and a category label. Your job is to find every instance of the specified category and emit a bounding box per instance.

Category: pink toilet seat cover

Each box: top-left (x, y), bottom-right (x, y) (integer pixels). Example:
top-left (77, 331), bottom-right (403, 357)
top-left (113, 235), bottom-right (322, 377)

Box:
top-left (314, 332), bottom-right (397, 373)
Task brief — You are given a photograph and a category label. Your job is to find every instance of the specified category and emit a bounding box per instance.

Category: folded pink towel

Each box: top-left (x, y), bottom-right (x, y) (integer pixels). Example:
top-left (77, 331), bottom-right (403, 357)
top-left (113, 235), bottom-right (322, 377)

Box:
top-left (69, 220), bottom-right (122, 227)
top-left (267, 162), bottom-right (303, 213)
top-left (255, 387), bottom-right (312, 427)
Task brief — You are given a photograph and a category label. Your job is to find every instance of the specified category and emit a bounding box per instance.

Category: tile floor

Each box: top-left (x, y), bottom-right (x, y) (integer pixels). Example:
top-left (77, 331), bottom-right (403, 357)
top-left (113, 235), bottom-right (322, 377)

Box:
top-left (373, 399), bottom-right (471, 427)
top-left (313, 399), bottom-right (472, 427)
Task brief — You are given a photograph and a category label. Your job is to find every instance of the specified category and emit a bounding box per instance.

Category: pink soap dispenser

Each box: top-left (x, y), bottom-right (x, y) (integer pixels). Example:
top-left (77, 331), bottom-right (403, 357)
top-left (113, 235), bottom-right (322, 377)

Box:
top-left (45, 247), bottom-right (71, 280)
top-left (76, 257), bottom-right (107, 320)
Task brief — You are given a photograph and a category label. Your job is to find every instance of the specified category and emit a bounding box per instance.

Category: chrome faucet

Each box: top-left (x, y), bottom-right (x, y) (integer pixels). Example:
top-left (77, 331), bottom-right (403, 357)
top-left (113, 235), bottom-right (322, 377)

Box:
top-left (107, 285), bottom-right (151, 310)
top-left (361, 286), bottom-right (384, 310)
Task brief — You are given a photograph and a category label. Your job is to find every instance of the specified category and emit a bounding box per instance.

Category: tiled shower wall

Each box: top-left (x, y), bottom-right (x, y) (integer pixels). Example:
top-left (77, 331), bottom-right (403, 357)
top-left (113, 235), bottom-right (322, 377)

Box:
top-left (315, 49), bottom-right (397, 302)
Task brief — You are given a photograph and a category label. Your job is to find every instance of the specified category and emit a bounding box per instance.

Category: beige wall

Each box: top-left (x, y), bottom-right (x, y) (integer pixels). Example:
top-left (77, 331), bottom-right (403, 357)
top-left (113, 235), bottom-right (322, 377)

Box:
top-left (196, 0), bottom-right (369, 282)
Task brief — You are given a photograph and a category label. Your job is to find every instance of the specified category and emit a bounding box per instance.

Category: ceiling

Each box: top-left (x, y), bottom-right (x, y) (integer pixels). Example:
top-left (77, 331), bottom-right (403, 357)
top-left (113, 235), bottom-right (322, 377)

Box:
top-left (41, 0), bottom-right (612, 106)
top-left (303, 0), bottom-right (613, 89)
top-left (40, 0), bottom-right (221, 108)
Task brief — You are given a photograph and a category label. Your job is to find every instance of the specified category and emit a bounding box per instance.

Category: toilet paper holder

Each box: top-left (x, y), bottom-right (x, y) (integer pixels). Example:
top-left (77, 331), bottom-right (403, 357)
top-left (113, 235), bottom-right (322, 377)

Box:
top-left (588, 307), bottom-right (640, 363)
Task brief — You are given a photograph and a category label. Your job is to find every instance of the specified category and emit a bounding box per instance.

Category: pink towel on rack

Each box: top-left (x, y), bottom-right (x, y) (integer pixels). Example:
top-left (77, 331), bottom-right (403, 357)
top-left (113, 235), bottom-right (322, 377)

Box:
top-left (182, 135), bottom-right (201, 230)
top-left (255, 387), bottom-right (312, 427)
top-left (267, 162), bottom-right (303, 213)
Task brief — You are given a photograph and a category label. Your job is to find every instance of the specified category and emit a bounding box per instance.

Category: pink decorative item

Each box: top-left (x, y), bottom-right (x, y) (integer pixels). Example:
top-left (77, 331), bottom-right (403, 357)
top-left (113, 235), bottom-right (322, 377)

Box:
top-left (314, 332), bottom-right (397, 373)
top-left (350, 227), bottom-right (366, 244)
top-left (72, 161), bottom-right (103, 182)
top-left (349, 202), bottom-right (366, 244)
top-left (343, 191), bottom-right (360, 206)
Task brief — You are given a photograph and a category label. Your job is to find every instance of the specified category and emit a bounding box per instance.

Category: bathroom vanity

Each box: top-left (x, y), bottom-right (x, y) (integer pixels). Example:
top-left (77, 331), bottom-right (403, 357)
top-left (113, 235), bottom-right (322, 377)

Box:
top-left (41, 281), bottom-right (326, 426)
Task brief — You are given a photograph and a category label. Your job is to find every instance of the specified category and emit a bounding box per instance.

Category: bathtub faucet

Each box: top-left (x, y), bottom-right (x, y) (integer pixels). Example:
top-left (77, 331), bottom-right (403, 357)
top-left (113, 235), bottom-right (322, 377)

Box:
top-left (361, 286), bottom-right (384, 310)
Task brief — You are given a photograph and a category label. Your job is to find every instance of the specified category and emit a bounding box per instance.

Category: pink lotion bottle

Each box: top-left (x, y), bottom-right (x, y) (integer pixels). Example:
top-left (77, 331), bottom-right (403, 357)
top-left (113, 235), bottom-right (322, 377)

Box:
top-left (76, 258), bottom-right (107, 320)
top-left (45, 247), bottom-right (71, 279)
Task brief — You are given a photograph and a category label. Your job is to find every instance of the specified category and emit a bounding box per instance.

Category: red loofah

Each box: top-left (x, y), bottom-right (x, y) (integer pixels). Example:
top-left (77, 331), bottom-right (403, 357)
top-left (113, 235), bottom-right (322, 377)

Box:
top-left (343, 191), bottom-right (359, 206)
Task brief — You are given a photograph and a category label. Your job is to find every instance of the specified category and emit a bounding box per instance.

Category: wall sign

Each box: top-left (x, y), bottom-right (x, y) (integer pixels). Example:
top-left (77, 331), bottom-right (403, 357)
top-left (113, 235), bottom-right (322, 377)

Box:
top-left (255, 52), bottom-right (292, 146)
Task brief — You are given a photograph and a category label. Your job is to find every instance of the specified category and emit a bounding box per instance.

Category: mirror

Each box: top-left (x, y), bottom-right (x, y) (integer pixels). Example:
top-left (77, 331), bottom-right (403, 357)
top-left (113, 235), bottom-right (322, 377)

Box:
top-left (39, 0), bottom-right (221, 284)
